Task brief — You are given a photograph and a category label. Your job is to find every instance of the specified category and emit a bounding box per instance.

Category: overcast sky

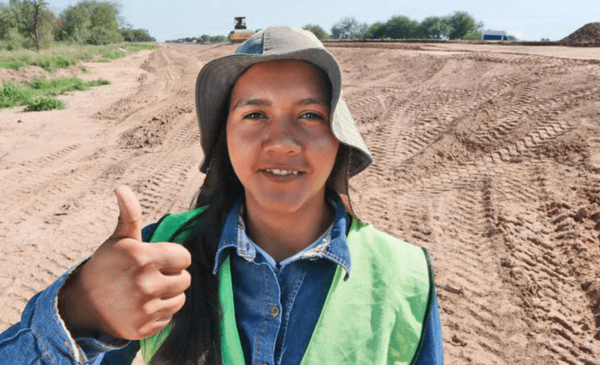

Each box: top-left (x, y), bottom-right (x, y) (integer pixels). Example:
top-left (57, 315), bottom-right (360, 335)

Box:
top-left (49, 0), bottom-right (600, 42)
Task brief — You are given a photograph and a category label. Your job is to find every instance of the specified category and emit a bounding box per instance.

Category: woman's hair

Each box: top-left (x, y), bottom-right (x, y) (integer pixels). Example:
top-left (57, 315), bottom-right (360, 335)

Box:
top-left (150, 103), bottom-right (242, 365)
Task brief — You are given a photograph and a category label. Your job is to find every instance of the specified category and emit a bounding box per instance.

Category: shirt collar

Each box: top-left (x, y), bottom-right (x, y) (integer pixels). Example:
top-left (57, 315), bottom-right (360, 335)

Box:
top-left (213, 192), bottom-right (352, 280)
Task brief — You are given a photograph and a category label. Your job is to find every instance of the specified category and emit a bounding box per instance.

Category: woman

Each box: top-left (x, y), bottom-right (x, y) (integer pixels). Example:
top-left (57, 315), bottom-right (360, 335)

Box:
top-left (0, 26), bottom-right (443, 364)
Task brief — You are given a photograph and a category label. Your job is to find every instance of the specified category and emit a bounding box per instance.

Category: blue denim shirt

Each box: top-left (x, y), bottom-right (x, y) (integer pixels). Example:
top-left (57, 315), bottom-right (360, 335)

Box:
top-left (0, 197), bottom-right (444, 364)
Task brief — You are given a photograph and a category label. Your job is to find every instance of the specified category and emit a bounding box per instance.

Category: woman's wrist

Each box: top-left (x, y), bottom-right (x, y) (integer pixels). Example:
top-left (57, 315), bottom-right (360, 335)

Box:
top-left (57, 263), bottom-right (102, 338)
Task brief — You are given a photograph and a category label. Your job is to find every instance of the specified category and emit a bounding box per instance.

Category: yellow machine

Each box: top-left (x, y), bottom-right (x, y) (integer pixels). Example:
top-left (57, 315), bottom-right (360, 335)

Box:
top-left (229, 17), bottom-right (255, 43)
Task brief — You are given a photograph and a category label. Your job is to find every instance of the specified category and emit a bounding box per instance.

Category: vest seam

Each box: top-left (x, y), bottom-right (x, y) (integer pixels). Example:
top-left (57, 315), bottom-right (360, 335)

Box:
top-left (409, 246), bottom-right (436, 365)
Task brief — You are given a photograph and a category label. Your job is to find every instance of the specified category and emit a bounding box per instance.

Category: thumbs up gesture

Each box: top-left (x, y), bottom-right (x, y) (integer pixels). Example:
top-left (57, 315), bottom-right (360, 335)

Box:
top-left (58, 186), bottom-right (192, 340)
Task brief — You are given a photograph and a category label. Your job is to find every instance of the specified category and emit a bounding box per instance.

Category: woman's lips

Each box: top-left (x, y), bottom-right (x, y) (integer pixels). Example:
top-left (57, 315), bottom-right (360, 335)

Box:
top-left (259, 169), bottom-right (305, 182)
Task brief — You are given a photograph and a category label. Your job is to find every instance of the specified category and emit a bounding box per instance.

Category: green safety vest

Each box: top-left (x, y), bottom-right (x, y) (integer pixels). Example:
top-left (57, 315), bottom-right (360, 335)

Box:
top-left (140, 207), bottom-right (434, 365)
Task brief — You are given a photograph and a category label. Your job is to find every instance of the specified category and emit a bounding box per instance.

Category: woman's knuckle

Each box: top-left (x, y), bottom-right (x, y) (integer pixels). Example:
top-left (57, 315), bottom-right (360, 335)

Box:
top-left (135, 277), bottom-right (155, 298)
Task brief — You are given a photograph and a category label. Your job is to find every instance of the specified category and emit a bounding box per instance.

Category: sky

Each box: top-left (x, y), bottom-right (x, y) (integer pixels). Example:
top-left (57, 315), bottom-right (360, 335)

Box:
top-left (49, 0), bottom-right (600, 42)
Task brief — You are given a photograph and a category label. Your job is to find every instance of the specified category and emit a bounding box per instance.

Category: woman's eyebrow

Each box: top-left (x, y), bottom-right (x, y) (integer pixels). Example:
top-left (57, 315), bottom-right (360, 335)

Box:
top-left (232, 97), bottom-right (328, 111)
top-left (232, 98), bottom-right (270, 110)
top-left (297, 97), bottom-right (328, 106)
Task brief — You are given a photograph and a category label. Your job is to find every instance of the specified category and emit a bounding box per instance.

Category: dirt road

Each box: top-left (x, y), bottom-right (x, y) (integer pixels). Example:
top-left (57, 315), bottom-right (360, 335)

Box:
top-left (1, 42), bottom-right (599, 364)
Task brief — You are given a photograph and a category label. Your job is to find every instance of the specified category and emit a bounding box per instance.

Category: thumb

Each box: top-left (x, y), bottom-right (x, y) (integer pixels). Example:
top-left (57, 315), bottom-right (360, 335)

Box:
top-left (112, 185), bottom-right (142, 241)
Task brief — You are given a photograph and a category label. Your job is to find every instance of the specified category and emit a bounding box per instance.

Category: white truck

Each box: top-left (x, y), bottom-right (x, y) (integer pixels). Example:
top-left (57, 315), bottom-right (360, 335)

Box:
top-left (482, 30), bottom-right (516, 41)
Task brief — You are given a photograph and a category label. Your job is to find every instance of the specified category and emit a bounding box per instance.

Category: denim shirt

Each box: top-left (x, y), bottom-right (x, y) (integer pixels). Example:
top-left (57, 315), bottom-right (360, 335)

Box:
top-left (0, 197), bottom-right (444, 365)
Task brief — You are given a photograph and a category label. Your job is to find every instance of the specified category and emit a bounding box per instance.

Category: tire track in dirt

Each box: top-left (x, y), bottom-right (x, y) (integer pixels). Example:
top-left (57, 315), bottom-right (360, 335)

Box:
top-left (335, 45), bottom-right (600, 364)
top-left (0, 44), bottom-right (234, 337)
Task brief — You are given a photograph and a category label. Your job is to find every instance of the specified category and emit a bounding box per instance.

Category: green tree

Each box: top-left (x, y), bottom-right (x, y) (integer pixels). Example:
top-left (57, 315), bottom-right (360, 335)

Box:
top-left (331, 17), bottom-right (367, 39)
top-left (0, 3), bottom-right (16, 40)
top-left (365, 21), bottom-right (386, 39)
top-left (0, 0), bottom-right (54, 50)
top-left (61, 1), bottom-right (123, 45)
top-left (384, 15), bottom-right (419, 39)
top-left (88, 1), bottom-right (122, 44)
top-left (302, 24), bottom-right (328, 40)
top-left (463, 30), bottom-right (483, 40)
top-left (418, 16), bottom-right (450, 39)
top-left (448, 11), bottom-right (483, 40)
top-left (120, 27), bottom-right (155, 42)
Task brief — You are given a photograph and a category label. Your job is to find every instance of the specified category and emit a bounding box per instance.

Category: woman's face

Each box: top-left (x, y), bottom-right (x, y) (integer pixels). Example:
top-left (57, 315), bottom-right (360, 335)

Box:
top-left (226, 59), bottom-right (339, 215)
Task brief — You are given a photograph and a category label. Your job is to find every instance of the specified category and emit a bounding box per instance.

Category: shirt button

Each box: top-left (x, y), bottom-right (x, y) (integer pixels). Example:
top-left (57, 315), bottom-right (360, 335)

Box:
top-left (271, 304), bottom-right (280, 318)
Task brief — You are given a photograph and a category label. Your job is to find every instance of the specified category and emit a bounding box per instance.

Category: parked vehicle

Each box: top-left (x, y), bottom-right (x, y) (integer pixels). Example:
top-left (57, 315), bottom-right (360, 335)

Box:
top-left (482, 30), bottom-right (516, 41)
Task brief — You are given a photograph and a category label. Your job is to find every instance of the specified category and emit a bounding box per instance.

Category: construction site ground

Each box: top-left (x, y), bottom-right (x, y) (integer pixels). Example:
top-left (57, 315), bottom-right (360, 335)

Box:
top-left (1, 41), bottom-right (599, 364)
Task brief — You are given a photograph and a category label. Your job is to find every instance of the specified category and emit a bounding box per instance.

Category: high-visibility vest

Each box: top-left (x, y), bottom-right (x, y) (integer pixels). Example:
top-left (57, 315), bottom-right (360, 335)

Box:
top-left (140, 207), bottom-right (434, 365)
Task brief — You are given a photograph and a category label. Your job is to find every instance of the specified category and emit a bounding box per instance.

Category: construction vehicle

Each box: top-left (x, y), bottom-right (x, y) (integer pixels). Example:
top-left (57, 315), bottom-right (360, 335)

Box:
top-left (229, 17), bottom-right (255, 43)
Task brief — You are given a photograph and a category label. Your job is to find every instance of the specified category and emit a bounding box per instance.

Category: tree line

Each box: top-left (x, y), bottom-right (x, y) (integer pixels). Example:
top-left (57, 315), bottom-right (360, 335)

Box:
top-left (304, 11), bottom-right (484, 40)
top-left (166, 34), bottom-right (228, 44)
top-left (0, 0), bottom-right (155, 50)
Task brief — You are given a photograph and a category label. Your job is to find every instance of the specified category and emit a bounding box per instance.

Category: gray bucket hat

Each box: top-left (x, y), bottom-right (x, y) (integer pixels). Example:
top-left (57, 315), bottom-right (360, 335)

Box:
top-left (195, 26), bottom-right (373, 217)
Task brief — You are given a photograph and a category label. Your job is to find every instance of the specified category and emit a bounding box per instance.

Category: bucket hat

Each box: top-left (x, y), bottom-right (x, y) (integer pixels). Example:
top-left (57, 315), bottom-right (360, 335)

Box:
top-left (194, 26), bottom-right (373, 218)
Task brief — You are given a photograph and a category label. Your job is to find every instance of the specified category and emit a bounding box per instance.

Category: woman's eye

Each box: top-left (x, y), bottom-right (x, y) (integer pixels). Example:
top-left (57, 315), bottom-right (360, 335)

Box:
top-left (244, 112), bottom-right (265, 120)
top-left (299, 112), bottom-right (324, 121)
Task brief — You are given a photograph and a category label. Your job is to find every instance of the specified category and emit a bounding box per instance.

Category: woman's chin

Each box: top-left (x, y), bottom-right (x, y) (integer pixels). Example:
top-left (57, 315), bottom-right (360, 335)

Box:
top-left (248, 191), bottom-right (315, 215)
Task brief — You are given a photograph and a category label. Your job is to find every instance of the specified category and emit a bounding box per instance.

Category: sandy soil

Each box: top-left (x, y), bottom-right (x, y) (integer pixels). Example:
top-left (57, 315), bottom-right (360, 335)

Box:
top-left (1, 42), bottom-right (599, 364)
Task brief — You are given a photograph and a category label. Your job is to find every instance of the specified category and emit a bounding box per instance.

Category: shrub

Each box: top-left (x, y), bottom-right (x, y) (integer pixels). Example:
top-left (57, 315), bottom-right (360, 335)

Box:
top-left (86, 78), bottom-right (110, 86)
top-left (25, 96), bottom-right (65, 111)
top-left (0, 82), bottom-right (30, 108)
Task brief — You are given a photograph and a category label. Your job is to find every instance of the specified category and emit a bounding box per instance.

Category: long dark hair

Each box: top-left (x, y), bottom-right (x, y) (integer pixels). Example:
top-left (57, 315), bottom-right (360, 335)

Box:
top-left (150, 119), bottom-right (242, 364)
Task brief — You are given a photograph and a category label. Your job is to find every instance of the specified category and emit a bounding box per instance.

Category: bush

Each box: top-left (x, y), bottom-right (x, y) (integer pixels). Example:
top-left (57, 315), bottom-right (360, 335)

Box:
top-left (0, 60), bottom-right (28, 70)
top-left (0, 43), bottom-right (155, 72)
top-left (0, 82), bottom-right (30, 108)
top-left (86, 78), bottom-right (110, 86)
top-left (103, 50), bottom-right (125, 59)
top-left (121, 28), bottom-right (156, 42)
top-left (25, 96), bottom-right (65, 111)
top-left (0, 76), bottom-right (110, 111)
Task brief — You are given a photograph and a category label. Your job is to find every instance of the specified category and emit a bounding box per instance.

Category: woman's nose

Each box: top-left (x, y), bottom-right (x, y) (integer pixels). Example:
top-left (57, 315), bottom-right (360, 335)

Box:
top-left (263, 117), bottom-right (301, 155)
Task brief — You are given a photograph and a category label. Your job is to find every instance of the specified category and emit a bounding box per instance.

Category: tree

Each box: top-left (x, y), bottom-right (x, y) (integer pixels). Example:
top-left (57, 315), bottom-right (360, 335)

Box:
top-left (210, 35), bottom-right (226, 42)
top-left (302, 24), bottom-right (328, 40)
top-left (121, 27), bottom-right (155, 42)
top-left (418, 16), bottom-right (450, 39)
top-left (448, 11), bottom-right (483, 40)
top-left (463, 30), bottom-right (483, 40)
top-left (331, 17), bottom-right (367, 39)
top-left (61, 1), bottom-right (123, 45)
top-left (0, 3), bottom-right (16, 40)
top-left (365, 21), bottom-right (386, 39)
top-left (384, 15), bottom-right (420, 39)
top-left (0, 0), bottom-right (54, 50)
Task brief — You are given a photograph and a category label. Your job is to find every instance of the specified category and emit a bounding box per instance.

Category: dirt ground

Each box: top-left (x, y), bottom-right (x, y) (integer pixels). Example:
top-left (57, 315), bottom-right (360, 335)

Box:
top-left (1, 42), bottom-right (600, 364)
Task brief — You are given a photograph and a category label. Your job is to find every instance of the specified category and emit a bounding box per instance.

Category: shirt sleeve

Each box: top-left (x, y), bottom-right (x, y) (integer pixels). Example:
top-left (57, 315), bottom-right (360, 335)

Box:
top-left (414, 290), bottom-right (445, 365)
top-left (0, 255), bottom-right (133, 364)
top-left (0, 222), bottom-right (159, 365)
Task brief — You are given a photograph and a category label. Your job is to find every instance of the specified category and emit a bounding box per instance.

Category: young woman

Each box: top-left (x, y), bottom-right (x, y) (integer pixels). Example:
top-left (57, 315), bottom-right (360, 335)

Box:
top-left (0, 27), bottom-right (444, 365)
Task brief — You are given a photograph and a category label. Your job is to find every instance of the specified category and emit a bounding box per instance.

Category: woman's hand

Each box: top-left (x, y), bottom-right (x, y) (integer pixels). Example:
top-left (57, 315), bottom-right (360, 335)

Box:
top-left (58, 186), bottom-right (192, 340)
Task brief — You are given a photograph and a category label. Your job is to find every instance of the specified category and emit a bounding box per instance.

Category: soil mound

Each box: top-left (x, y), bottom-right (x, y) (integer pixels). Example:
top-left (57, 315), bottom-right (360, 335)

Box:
top-left (561, 22), bottom-right (600, 46)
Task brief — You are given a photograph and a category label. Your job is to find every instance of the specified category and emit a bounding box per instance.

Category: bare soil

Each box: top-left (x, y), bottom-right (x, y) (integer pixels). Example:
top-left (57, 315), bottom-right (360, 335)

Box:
top-left (1, 42), bottom-right (600, 364)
